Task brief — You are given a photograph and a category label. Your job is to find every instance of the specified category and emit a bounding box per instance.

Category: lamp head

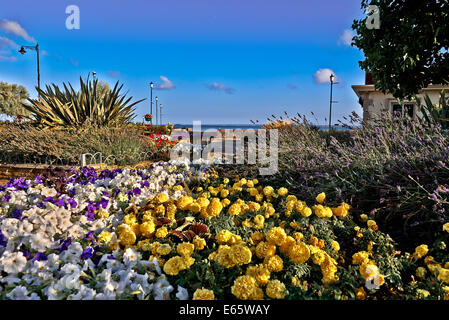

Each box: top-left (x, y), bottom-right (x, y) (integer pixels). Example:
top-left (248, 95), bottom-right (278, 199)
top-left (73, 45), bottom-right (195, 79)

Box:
top-left (155, 96), bottom-right (158, 101)
top-left (330, 74), bottom-right (335, 82)
top-left (150, 82), bottom-right (154, 88)
top-left (19, 47), bottom-right (26, 55)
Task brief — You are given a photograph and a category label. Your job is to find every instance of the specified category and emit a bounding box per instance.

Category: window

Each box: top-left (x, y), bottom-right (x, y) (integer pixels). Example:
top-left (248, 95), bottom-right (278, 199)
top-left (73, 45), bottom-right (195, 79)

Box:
top-left (391, 102), bottom-right (415, 120)
top-left (392, 104), bottom-right (402, 119)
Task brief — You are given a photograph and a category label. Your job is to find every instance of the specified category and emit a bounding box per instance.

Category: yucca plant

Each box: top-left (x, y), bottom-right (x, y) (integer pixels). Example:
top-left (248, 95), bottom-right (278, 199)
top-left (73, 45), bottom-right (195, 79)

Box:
top-left (23, 77), bottom-right (145, 128)
top-left (416, 90), bottom-right (449, 129)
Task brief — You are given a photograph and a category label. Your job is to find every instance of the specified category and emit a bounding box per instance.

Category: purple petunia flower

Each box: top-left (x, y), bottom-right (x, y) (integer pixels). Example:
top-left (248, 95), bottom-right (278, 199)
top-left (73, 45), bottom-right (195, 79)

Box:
top-left (81, 247), bottom-right (94, 260)
top-left (1, 194), bottom-right (11, 202)
top-left (32, 252), bottom-right (48, 262)
top-left (58, 237), bottom-right (72, 252)
top-left (0, 231), bottom-right (7, 247)
top-left (133, 187), bottom-right (141, 196)
top-left (20, 249), bottom-right (31, 260)
top-left (98, 198), bottom-right (109, 209)
top-left (12, 208), bottom-right (23, 220)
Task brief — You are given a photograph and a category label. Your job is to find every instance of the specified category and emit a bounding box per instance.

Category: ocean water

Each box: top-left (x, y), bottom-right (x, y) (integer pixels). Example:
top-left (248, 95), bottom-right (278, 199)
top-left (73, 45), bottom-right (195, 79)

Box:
top-left (172, 124), bottom-right (353, 131)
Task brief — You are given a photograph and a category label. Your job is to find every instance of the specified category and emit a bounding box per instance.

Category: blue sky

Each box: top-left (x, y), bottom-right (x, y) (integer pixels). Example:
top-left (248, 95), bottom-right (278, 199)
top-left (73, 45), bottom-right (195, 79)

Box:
top-left (0, 0), bottom-right (367, 125)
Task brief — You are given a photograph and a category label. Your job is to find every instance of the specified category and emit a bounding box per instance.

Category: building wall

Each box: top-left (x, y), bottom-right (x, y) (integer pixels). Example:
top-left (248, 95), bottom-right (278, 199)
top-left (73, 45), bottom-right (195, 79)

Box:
top-left (356, 89), bottom-right (447, 124)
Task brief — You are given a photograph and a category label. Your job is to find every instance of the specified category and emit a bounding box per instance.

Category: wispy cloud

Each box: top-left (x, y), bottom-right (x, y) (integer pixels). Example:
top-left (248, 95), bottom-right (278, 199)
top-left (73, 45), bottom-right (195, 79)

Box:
top-left (0, 55), bottom-right (17, 62)
top-left (70, 58), bottom-right (79, 67)
top-left (205, 82), bottom-right (235, 94)
top-left (41, 50), bottom-right (50, 56)
top-left (338, 29), bottom-right (354, 46)
top-left (0, 19), bottom-right (35, 43)
top-left (313, 68), bottom-right (340, 84)
top-left (287, 84), bottom-right (297, 90)
top-left (108, 70), bottom-right (121, 78)
top-left (155, 76), bottom-right (175, 90)
top-left (0, 36), bottom-right (18, 50)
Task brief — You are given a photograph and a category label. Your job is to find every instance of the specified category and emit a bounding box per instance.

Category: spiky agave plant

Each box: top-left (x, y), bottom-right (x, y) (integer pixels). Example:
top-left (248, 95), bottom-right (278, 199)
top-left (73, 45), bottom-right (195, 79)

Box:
top-left (416, 90), bottom-right (449, 129)
top-left (23, 77), bottom-right (145, 128)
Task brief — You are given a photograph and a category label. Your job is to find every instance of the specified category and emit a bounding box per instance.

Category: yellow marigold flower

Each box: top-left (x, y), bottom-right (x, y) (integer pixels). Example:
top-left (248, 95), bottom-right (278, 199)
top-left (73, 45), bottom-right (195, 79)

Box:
top-left (291, 275), bottom-right (300, 287)
top-left (445, 262), bottom-right (449, 269)
top-left (264, 255), bottom-right (284, 272)
top-left (97, 231), bottom-right (112, 243)
top-left (123, 214), bottom-right (137, 226)
top-left (163, 256), bottom-right (185, 275)
top-left (246, 264), bottom-right (271, 286)
top-left (230, 244), bottom-right (252, 265)
top-left (266, 227), bottom-right (287, 246)
top-left (416, 267), bottom-right (427, 280)
top-left (193, 288), bottom-right (215, 300)
top-left (277, 187), bottom-right (288, 196)
top-left (355, 287), bottom-right (366, 300)
top-left (367, 241), bottom-right (374, 252)
top-left (266, 280), bottom-right (287, 299)
top-left (308, 236), bottom-right (319, 246)
top-left (252, 179), bottom-right (259, 185)
top-left (177, 242), bottom-right (195, 256)
top-left (249, 188), bottom-right (259, 197)
top-left (286, 195), bottom-right (297, 202)
top-left (292, 232), bottom-right (303, 242)
top-left (154, 193), bottom-right (169, 204)
top-left (312, 251), bottom-right (326, 265)
top-left (119, 229), bottom-right (136, 246)
top-left (299, 207), bottom-right (311, 217)
top-left (250, 232), bottom-right (265, 244)
top-left (204, 198), bottom-right (223, 218)
top-left (228, 203), bottom-right (242, 216)
top-left (316, 192), bottom-right (326, 204)
top-left (253, 214), bottom-right (265, 229)
top-left (155, 227), bottom-right (168, 239)
top-left (367, 220), bottom-right (378, 231)
top-left (177, 196), bottom-right (194, 210)
top-left (331, 240), bottom-right (340, 252)
top-left (255, 241), bottom-right (277, 259)
top-left (231, 276), bottom-right (260, 300)
top-left (193, 236), bottom-right (206, 251)
top-left (216, 229), bottom-right (233, 244)
top-left (156, 243), bottom-right (172, 256)
top-left (187, 202), bottom-right (201, 214)
top-left (173, 185), bottom-right (183, 191)
top-left (220, 199), bottom-right (230, 207)
top-left (424, 256), bottom-right (434, 265)
top-left (285, 200), bottom-right (296, 211)
top-left (279, 236), bottom-right (296, 254)
top-left (360, 214), bottom-right (368, 222)
top-left (140, 221), bottom-right (156, 238)
top-left (223, 178), bottom-right (230, 184)
top-left (246, 180), bottom-right (254, 188)
top-left (166, 203), bottom-right (177, 219)
top-left (352, 251), bottom-right (370, 265)
top-left (254, 194), bottom-right (263, 202)
top-left (197, 197), bottom-right (210, 208)
top-left (137, 239), bottom-right (151, 251)
top-left (414, 244), bottom-right (429, 259)
top-left (248, 201), bottom-right (261, 212)
top-left (443, 223), bottom-right (449, 233)
top-left (263, 186), bottom-right (274, 197)
top-left (288, 242), bottom-right (310, 264)
top-left (437, 268), bottom-right (449, 284)
top-left (332, 203), bottom-right (350, 218)
top-left (220, 189), bottom-right (230, 198)
top-left (150, 241), bottom-right (162, 255)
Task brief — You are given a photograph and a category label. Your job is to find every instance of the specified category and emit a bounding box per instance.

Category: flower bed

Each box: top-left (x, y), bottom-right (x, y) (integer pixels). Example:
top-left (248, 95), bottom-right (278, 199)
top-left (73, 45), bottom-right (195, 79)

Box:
top-left (0, 159), bottom-right (448, 300)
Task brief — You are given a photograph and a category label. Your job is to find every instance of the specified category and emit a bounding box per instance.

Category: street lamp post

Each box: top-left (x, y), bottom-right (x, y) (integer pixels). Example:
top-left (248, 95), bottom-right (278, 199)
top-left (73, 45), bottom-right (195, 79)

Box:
top-left (19, 43), bottom-right (40, 97)
top-left (328, 74), bottom-right (338, 132)
top-left (159, 104), bottom-right (162, 125)
top-left (150, 82), bottom-right (154, 119)
top-left (155, 96), bottom-right (159, 126)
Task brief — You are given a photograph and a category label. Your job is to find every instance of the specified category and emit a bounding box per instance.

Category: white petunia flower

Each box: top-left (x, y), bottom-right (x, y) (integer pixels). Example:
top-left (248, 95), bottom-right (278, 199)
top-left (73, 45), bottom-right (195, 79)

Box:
top-left (0, 251), bottom-right (27, 274)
